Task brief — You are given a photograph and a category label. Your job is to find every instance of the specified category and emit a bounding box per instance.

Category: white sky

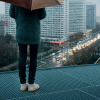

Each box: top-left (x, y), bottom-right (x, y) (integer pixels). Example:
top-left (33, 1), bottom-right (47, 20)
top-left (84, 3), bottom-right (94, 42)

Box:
top-left (0, 0), bottom-right (100, 16)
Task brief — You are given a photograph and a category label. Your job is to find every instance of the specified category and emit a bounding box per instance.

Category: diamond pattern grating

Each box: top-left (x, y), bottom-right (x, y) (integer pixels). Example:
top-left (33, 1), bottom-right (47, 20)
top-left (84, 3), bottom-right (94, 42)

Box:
top-left (0, 64), bottom-right (100, 100)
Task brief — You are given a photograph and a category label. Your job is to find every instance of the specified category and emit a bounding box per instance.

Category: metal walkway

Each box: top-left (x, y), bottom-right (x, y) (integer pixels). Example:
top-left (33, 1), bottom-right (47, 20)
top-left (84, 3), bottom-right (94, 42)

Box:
top-left (0, 64), bottom-right (100, 100)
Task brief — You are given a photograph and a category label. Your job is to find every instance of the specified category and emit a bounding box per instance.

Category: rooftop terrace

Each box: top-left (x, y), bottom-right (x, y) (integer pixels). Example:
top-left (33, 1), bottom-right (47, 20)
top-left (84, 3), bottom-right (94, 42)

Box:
top-left (0, 64), bottom-right (100, 100)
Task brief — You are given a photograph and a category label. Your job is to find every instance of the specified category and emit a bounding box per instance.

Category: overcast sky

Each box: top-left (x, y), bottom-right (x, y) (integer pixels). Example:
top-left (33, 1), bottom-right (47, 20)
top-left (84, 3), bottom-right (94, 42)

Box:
top-left (0, 0), bottom-right (100, 16)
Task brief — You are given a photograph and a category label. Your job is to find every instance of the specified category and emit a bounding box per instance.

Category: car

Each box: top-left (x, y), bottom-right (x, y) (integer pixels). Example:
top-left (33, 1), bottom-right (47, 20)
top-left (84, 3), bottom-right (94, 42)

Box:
top-left (58, 51), bottom-right (61, 53)
top-left (56, 51), bottom-right (59, 54)
top-left (52, 53), bottom-right (55, 56)
top-left (56, 58), bottom-right (60, 61)
top-left (41, 61), bottom-right (45, 63)
top-left (59, 53), bottom-right (62, 55)
top-left (57, 55), bottom-right (61, 58)
top-left (50, 54), bottom-right (52, 57)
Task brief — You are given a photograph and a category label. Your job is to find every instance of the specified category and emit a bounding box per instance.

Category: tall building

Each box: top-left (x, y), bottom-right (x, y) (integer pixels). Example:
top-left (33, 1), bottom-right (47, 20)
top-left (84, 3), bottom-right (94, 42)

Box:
top-left (4, 0), bottom-right (86, 46)
top-left (40, 0), bottom-right (69, 46)
top-left (96, 16), bottom-right (100, 25)
top-left (0, 14), bottom-right (5, 21)
top-left (5, 3), bottom-right (16, 39)
top-left (0, 14), bottom-right (5, 36)
top-left (0, 21), bottom-right (4, 36)
top-left (86, 2), bottom-right (96, 29)
top-left (69, 0), bottom-right (86, 35)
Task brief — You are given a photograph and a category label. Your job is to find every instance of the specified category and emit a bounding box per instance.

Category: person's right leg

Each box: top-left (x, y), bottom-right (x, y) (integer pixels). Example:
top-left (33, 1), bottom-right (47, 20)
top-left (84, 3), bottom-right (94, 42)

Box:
top-left (18, 43), bottom-right (27, 84)
top-left (28, 44), bottom-right (39, 84)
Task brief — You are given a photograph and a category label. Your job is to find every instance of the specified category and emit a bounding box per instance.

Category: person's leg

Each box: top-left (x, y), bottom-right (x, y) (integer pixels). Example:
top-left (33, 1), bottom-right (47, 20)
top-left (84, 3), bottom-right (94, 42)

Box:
top-left (28, 44), bottom-right (39, 84)
top-left (18, 43), bottom-right (27, 84)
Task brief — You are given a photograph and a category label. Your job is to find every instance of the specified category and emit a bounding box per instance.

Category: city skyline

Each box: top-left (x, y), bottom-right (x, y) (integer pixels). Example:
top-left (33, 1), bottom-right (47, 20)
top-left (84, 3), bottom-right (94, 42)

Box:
top-left (0, 0), bottom-right (100, 16)
top-left (4, 0), bottom-right (86, 43)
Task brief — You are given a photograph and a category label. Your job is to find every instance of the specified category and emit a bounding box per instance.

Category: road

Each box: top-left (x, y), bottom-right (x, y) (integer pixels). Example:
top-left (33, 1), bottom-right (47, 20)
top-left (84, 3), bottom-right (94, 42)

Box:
top-left (26, 49), bottom-right (70, 70)
top-left (28, 33), bottom-right (100, 69)
top-left (68, 33), bottom-right (100, 56)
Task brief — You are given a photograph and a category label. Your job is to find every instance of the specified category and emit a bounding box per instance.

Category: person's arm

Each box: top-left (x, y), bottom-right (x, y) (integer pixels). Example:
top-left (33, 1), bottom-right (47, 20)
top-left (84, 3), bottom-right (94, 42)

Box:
top-left (37, 8), bottom-right (46, 20)
top-left (9, 4), bottom-right (15, 19)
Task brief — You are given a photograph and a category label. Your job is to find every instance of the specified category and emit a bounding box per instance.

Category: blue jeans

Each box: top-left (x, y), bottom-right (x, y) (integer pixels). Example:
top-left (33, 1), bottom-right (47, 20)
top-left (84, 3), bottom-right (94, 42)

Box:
top-left (18, 43), bottom-right (39, 84)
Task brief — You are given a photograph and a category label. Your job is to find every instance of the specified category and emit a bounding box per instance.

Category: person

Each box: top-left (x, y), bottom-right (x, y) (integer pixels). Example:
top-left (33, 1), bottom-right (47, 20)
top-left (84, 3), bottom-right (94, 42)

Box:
top-left (9, 4), bottom-right (46, 92)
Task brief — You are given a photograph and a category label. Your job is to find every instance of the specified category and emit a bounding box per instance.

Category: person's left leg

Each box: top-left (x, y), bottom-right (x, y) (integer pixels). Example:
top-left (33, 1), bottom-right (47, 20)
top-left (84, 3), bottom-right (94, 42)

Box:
top-left (28, 44), bottom-right (39, 84)
top-left (18, 43), bottom-right (27, 84)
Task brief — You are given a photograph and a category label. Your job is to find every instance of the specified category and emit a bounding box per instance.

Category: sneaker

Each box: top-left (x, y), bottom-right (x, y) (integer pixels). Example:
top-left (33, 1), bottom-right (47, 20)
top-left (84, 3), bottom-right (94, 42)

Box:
top-left (20, 82), bottom-right (28, 91)
top-left (28, 83), bottom-right (39, 92)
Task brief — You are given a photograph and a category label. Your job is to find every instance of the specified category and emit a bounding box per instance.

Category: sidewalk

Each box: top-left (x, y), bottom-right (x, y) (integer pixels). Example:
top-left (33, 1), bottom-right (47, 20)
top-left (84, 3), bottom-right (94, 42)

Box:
top-left (0, 49), bottom-right (53, 71)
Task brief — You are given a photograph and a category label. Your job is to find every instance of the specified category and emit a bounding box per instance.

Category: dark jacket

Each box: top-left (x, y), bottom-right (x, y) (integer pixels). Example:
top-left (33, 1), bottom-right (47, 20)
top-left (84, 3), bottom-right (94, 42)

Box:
top-left (9, 4), bottom-right (46, 44)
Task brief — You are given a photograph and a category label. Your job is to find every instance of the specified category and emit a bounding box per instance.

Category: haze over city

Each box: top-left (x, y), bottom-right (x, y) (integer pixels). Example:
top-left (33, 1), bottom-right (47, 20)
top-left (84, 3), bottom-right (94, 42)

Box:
top-left (0, 0), bottom-right (100, 16)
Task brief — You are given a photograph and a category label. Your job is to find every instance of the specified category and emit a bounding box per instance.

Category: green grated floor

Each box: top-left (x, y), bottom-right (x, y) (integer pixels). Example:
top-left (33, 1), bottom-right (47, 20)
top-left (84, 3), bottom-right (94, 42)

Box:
top-left (0, 64), bottom-right (100, 100)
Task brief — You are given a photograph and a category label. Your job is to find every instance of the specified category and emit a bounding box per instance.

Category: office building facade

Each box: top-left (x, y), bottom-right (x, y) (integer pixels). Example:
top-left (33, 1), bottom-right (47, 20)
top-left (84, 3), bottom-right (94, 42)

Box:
top-left (96, 16), bottom-right (100, 25)
top-left (0, 14), bottom-right (5, 21)
top-left (69, 0), bottom-right (86, 35)
top-left (86, 2), bottom-right (96, 29)
top-left (5, 3), bottom-right (16, 39)
top-left (0, 21), bottom-right (4, 36)
top-left (0, 14), bottom-right (5, 36)
top-left (40, 0), bottom-right (69, 45)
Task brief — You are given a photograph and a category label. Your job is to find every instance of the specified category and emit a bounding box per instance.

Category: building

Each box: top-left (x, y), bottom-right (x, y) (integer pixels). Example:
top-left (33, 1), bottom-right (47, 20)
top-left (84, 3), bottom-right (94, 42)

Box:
top-left (4, 0), bottom-right (86, 47)
top-left (86, 2), bottom-right (96, 29)
top-left (0, 14), bottom-right (5, 36)
top-left (5, 3), bottom-right (16, 39)
top-left (0, 14), bottom-right (5, 21)
top-left (5, 2), bottom-right (69, 46)
top-left (0, 20), bottom-right (4, 36)
top-left (69, 0), bottom-right (86, 35)
top-left (96, 16), bottom-right (100, 25)
top-left (40, 0), bottom-right (69, 46)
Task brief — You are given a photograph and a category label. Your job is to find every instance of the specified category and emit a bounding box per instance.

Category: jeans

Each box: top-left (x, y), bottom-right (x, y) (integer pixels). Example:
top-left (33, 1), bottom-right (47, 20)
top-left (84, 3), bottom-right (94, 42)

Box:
top-left (18, 43), bottom-right (39, 84)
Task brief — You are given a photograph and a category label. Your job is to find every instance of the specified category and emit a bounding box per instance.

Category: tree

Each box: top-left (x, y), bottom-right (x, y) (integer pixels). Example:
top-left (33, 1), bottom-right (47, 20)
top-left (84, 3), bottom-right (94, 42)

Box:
top-left (5, 34), bottom-right (14, 44)
top-left (4, 34), bottom-right (14, 60)
top-left (63, 39), bottom-right (100, 66)
top-left (0, 34), bottom-right (18, 67)
top-left (92, 23), bottom-right (100, 34)
top-left (69, 32), bottom-right (84, 47)
top-left (0, 35), bottom-right (4, 42)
